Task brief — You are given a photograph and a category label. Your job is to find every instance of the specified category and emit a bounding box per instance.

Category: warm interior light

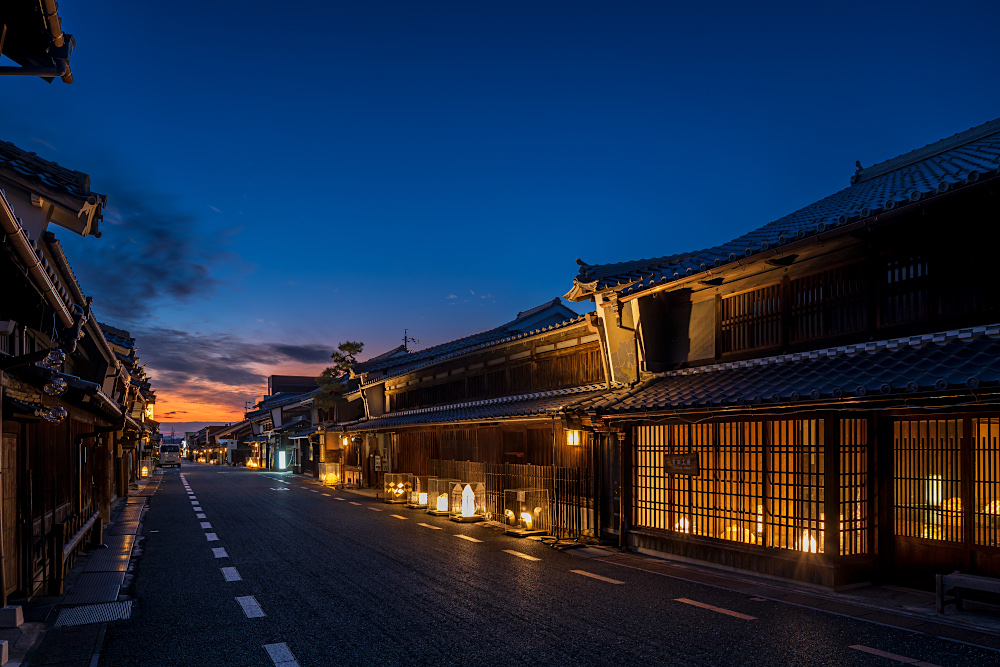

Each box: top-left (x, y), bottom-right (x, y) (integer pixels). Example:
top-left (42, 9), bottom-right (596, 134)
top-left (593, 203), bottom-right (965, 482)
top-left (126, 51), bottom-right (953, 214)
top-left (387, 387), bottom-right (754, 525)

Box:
top-left (436, 493), bottom-right (449, 512)
top-left (419, 492), bottom-right (427, 505)
top-left (942, 497), bottom-right (962, 512)
top-left (461, 484), bottom-right (476, 517)
top-left (278, 451), bottom-right (286, 469)
top-left (927, 474), bottom-right (943, 505)
top-left (800, 530), bottom-right (818, 553)
top-left (566, 430), bottom-right (581, 446)
top-left (342, 437), bottom-right (349, 447)
top-left (674, 518), bottom-right (690, 533)
top-left (986, 500), bottom-right (1000, 515)
top-left (520, 511), bottom-right (533, 529)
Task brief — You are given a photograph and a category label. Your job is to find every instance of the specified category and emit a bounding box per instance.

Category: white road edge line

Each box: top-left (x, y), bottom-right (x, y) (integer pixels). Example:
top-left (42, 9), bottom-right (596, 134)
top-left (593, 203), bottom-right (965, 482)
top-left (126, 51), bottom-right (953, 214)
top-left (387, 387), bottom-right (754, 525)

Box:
top-left (263, 642), bottom-right (300, 667)
top-left (674, 597), bottom-right (756, 620)
top-left (571, 569), bottom-right (625, 584)
top-left (848, 645), bottom-right (942, 667)
top-left (221, 566), bottom-right (242, 582)
top-left (503, 549), bottom-right (540, 561)
top-left (417, 523), bottom-right (442, 530)
top-left (454, 535), bottom-right (482, 543)
top-left (236, 595), bottom-right (265, 618)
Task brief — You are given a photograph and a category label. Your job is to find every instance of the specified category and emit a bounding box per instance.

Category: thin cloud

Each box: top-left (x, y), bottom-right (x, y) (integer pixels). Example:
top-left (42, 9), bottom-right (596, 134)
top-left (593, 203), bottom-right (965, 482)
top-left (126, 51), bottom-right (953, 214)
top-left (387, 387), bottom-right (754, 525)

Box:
top-left (31, 137), bottom-right (57, 151)
top-left (60, 184), bottom-right (233, 325)
top-left (209, 205), bottom-right (222, 213)
top-left (446, 294), bottom-right (457, 299)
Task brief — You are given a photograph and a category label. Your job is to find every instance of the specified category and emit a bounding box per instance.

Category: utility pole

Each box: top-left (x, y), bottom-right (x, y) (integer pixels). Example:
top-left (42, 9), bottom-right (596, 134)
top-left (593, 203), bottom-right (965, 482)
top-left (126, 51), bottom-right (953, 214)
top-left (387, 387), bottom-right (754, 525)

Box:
top-left (402, 329), bottom-right (419, 352)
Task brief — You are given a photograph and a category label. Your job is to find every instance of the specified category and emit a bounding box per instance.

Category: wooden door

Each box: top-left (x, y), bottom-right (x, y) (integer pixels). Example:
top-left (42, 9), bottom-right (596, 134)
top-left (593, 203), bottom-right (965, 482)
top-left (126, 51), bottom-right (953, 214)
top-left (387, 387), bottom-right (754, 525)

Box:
top-left (2, 433), bottom-right (18, 597)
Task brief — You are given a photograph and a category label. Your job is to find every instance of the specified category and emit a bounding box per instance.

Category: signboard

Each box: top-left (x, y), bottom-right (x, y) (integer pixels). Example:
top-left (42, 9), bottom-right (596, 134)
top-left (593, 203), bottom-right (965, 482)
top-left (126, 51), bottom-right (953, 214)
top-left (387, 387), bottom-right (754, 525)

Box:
top-left (374, 455), bottom-right (382, 472)
top-left (664, 453), bottom-right (700, 476)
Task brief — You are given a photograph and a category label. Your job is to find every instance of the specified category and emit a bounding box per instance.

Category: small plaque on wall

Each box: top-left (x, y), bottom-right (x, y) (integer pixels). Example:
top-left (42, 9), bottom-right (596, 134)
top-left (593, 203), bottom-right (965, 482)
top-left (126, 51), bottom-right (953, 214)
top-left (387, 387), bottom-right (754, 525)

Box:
top-left (665, 453), bottom-right (700, 475)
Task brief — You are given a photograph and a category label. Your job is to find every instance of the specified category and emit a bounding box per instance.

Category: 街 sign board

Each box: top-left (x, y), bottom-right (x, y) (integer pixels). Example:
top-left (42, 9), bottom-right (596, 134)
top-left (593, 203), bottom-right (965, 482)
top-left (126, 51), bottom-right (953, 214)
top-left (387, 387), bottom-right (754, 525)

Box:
top-left (664, 453), bottom-right (700, 476)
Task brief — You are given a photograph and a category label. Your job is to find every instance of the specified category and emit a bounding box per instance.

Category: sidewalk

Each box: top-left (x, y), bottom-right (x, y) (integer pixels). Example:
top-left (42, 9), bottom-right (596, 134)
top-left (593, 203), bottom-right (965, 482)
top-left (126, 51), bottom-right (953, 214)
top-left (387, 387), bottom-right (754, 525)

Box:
top-left (15, 473), bottom-right (158, 667)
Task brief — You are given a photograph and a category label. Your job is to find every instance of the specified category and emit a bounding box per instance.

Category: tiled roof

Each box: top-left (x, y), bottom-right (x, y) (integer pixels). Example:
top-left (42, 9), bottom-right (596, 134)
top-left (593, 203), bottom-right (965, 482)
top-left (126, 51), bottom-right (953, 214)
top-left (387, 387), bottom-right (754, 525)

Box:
top-left (0, 140), bottom-right (106, 205)
top-left (343, 384), bottom-right (608, 430)
top-left (353, 299), bottom-right (582, 380)
top-left (582, 324), bottom-right (1000, 416)
top-left (570, 117), bottom-right (1000, 300)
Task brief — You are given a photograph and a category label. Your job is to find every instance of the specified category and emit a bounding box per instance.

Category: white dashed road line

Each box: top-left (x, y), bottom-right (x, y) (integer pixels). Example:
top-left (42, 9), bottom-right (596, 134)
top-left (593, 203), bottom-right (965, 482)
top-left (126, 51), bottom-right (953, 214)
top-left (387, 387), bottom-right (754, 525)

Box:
top-left (368, 507), bottom-right (382, 512)
top-left (674, 598), bottom-right (756, 620)
top-left (503, 550), bottom-right (540, 561)
top-left (196, 513), bottom-right (207, 519)
top-left (205, 533), bottom-right (219, 541)
top-left (417, 523), bottom-right (442, 530)
top-left (570, 570), bottom-right (625, 584)
top-left (212, 548), bottom-right (228, 558)
top-left (310, 490), bottom-right (319, 493)
top-left (200, 522), bottom-right (212, 529)
top-left (221, 567), bottom-right (242, 582)
top-left (848, 645), bottom-right (942, 667)
top-left (191, 500), bottom-right (199, 505)
top-left (263, 642), bottom-right (300, 667)
top-left (390, 514), bottom-right (408, 520)
top-left (236, 595), bottom-right (266, 618)
top-left (454, 535), bottom-right (482, 543)
top-left (349, 502), bottom-right (362, 506)
top-left (322, 493), bottom-right (330, 497)
top-left (193, 506), bottom-right (202, 511)
top-left (335, 497), bottom-right (345, 501)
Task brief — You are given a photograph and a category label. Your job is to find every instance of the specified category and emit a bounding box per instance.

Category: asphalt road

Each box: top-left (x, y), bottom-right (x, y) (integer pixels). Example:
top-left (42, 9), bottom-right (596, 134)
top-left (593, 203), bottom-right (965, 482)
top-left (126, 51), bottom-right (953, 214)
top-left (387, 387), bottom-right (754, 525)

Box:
top-left (97, 464), bottom-right (999, 666)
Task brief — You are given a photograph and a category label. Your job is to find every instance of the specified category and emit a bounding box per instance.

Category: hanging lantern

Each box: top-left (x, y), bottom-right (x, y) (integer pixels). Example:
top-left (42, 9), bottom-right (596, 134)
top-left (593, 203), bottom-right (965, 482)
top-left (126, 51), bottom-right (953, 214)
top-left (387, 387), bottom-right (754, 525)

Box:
top-left (39, 349), bottom-right (66, 370)
top-left (41, 406), bottom-right (67, 423)
top-left (44, 377), bottom-right (68, 396)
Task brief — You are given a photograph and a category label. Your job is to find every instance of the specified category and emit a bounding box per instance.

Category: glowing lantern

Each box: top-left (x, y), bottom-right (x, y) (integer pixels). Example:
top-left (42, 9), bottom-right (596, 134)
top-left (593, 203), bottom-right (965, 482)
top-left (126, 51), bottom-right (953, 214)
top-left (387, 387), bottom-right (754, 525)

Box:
top-left (426, 478), bottom-right (459, 516)
top-left (503, 488), bottom-right (550, 536)
top-left (450, 482), bottom-right (485, 523)
top-left (141, 465), bottom-right (149, 477)
top-left (383, 474), bottom-right (412, 504)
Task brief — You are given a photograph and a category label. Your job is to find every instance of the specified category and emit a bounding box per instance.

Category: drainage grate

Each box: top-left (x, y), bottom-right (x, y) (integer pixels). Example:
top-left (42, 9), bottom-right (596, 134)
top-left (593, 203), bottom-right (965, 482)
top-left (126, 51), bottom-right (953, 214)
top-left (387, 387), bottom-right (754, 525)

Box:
top-left (55, 600), bottom-right (132, 627)
top-left (62, 572), bottom-right (125, 604)
top-left (107, 521), bottom-right (139, 536)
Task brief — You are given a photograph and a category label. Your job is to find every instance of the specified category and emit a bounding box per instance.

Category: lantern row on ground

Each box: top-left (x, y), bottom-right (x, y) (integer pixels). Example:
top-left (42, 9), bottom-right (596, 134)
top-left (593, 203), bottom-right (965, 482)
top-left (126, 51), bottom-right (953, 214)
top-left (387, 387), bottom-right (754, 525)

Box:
top-left (449, 482), bottom-right (486, 523)
top-left (426, 477), bottom-right (459, 516)
top-left (407, 475), bottom-right (433, 509)
top-left (503, 488), bottom-right (551, 537)
top-left (383, 473), bottom-right (412, 504)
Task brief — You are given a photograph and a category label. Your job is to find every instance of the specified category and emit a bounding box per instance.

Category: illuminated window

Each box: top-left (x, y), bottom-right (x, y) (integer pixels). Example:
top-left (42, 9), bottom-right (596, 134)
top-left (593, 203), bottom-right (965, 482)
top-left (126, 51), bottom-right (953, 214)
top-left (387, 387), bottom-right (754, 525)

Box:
top-left (894, 420), bottom-right (962, 542)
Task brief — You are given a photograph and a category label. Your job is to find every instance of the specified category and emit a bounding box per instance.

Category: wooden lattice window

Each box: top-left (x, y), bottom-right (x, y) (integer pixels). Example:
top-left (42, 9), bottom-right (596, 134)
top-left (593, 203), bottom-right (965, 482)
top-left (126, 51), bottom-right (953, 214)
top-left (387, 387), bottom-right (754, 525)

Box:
top-left (840, 419), bottom-right (868, 556)
top-left (720, 284), bottom-right (781, 354)
top-left (893, 420), bottom-right (963, 542)
top-left (974, 418), bottom-right (1000, 548)
top-left (790, 262), bottom-right (868, 343)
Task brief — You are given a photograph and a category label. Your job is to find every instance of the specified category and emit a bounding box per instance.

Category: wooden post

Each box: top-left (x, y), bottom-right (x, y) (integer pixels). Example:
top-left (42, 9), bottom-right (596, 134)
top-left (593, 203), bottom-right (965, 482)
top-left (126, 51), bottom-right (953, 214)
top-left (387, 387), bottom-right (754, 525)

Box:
top-left (49, 522), bottom-right (65, 595)
top-left (824, 417), bottom-right (840, 562)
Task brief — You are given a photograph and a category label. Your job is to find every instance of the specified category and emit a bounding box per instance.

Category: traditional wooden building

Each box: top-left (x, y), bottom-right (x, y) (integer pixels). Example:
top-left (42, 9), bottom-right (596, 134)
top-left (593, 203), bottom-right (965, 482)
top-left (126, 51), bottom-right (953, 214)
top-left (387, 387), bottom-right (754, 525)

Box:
top-left (1, 140), bottom-right (150, 603)
top-left (339, 299), bottom-right (610, 534)
top-left (563, 117), bottom-right (1000, 587)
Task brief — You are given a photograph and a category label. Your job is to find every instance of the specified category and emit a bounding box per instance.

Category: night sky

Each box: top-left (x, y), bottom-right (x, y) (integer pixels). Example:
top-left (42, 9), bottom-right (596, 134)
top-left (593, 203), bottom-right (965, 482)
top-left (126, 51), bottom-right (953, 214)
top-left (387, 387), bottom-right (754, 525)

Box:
top-left (2, 1), bottom-right (998, 431)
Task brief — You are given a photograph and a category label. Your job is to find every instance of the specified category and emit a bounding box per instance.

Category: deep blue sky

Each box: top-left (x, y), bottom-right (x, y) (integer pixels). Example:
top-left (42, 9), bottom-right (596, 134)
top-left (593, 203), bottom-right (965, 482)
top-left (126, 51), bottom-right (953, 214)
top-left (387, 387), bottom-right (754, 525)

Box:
top-left (2, 0), bottom-right (998, 427)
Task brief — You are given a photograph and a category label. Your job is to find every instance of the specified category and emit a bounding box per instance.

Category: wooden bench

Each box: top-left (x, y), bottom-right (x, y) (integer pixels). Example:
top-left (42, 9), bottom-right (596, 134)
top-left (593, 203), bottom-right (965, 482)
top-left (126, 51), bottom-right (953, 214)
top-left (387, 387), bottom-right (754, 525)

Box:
top-left (936, 571), bottom-right (1000, 613)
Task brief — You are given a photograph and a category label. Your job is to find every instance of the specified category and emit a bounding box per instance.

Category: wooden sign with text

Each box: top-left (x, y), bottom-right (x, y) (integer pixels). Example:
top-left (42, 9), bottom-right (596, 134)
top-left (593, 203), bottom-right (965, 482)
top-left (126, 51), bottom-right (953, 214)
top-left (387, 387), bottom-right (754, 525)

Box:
top-left (664, 453), bottom-right (700, 476)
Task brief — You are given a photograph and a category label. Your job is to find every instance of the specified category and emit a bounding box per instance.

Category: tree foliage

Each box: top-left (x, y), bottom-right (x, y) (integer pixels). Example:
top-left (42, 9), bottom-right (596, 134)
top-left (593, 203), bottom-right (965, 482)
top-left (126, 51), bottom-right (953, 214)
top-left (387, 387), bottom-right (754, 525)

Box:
top-left (314, 341), bottom-right (364, 410)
